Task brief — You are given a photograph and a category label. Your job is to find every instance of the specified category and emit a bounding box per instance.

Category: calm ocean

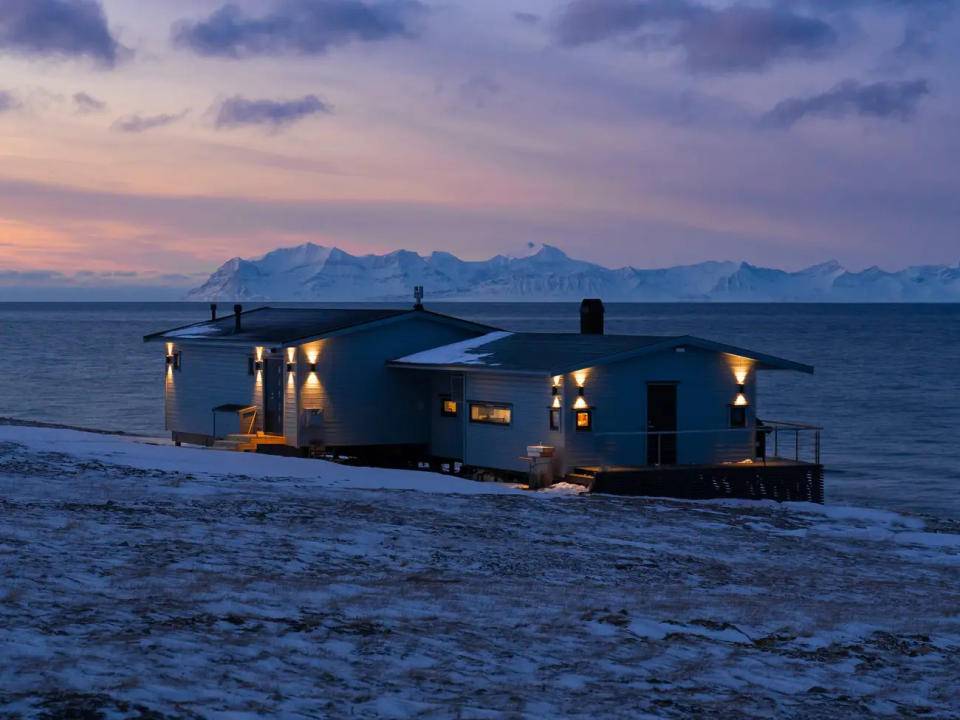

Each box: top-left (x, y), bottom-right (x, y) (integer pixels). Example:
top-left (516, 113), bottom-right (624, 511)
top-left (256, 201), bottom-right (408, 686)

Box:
top-left (1, 302), bottom-right (957, 519)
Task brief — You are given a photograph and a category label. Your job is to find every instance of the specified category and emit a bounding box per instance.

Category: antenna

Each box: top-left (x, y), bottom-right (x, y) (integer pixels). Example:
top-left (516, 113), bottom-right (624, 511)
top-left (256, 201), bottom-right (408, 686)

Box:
top-left (413, 285), bottom-right (424, 310)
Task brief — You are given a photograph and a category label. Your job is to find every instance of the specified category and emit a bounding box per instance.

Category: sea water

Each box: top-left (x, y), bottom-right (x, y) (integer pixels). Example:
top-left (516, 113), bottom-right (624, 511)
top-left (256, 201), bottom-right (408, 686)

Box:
top-left (0, 302), bottom-right (957, 519)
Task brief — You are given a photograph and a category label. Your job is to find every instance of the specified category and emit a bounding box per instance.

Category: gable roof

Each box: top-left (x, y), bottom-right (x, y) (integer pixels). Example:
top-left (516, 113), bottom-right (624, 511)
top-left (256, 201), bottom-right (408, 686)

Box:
top-left (144, 307), bottom-right (495, 345)
top-left (389, 331), bottom-right (814, 375)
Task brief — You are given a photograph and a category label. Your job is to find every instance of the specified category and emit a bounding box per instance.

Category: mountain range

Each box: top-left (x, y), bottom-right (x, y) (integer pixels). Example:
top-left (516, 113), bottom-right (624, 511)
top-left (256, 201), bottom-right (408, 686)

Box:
top-left (186, 243), bottom-right (960, 302)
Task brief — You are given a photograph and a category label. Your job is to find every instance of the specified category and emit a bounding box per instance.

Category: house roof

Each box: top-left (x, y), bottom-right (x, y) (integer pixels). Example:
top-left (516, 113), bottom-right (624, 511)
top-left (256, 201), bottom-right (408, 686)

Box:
top-left (389, 331), bottom-right (814, 375)
top-left (144, 307), bottom-right (494, 345)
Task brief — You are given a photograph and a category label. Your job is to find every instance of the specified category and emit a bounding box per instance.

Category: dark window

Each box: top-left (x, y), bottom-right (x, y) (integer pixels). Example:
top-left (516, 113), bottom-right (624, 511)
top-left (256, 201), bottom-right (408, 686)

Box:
top-left (576, 409), bottom-right (593, 432)
top-left (549, 407), bottom-right (561, 431)
top-left (730, 405), bottom-right (747, 428)
top-left (469, 402), bottom-right (512, 425)
top-left (441, 397), bottom-right (458, 417)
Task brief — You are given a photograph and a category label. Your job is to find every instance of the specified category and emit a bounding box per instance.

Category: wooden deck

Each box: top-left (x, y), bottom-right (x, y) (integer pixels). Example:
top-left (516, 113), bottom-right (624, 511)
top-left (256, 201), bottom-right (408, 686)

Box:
top-left (210, 433), bottom-right (288, 453)
top-left (568, 460), bottom-right (824, 503)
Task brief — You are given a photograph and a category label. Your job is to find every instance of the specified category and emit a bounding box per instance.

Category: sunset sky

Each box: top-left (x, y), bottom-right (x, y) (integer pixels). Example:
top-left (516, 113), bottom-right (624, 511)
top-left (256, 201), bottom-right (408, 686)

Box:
top-left (1, 0), bottom-right (958, 297)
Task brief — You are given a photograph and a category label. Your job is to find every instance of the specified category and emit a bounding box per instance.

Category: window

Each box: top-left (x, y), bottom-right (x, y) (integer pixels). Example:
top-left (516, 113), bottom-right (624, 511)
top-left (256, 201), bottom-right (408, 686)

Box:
top-left (576, 409), bottom-right (593, 431)
top-left (730, 405), bottom-right (747, 428)
top-left (441, 397), bottom-right (458, 417)
top-left (549, 408), bottom-right (561, 431)
top-left (469, 402), bottom-right (512, 425)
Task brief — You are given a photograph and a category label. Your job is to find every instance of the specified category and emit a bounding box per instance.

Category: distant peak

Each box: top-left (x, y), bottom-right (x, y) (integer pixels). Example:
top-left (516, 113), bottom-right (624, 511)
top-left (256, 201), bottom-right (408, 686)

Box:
top-left (504, 242), bottom-right (569, 260)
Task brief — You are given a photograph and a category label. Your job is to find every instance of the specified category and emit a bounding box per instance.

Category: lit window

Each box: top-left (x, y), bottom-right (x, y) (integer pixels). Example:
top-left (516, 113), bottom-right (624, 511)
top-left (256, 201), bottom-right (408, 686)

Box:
top-left (469, 402), bottom-right (512, 426)
top-left (549, 408), bottom-right (561, 431)
top-left (441, 398), bottom-right (458, 417)
top-left (730, 406), bottom-right (747, 428)
top-left (576, 410), bottom-right (592, 431)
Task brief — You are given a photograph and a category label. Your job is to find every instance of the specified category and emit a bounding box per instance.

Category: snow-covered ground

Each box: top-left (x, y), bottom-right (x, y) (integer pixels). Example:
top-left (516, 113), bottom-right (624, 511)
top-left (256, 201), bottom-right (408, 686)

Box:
top-left (1, 425), bottom-right (958, 718)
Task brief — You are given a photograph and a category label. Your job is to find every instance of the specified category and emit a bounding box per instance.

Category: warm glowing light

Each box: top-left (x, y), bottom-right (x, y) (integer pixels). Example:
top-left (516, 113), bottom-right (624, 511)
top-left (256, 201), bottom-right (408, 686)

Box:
top-left (287, 347), bottom-right (296, 363)
top-left (734, 370), bottom-right (747, 384)
top-left (255, 346), bottom-right (264, 361)
top-left (165, 342), bottom-right (174, 356)
top-left (573, 395), bottom-right (588, 410)
top-left (735, 393), bottom-right (748, 406)
top-left (552, 375), bottom-right (562, 386)
top-left (552, 396), bottom-right (561, 409)
top-left (573, 371), bottom-right (587, 387)
top-left (576, 411), bottom-right (591, 428)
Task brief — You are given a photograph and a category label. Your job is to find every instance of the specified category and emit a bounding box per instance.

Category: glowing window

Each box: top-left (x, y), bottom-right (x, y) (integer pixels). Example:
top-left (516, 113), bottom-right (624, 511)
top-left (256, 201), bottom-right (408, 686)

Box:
top-left (576, 410), bottom-right (593, 432)
top-left (469, 402), bottom-right (512, 426)
top-left (441, 398), bottom-right (458, 417)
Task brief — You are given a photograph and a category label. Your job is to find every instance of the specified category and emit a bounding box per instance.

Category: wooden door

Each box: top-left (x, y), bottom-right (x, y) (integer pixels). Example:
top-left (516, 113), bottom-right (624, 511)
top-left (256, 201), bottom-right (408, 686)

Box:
top-left (646, 383), bottom-right (677, 465)
top-left (263, 357), bottom-right (284, 435)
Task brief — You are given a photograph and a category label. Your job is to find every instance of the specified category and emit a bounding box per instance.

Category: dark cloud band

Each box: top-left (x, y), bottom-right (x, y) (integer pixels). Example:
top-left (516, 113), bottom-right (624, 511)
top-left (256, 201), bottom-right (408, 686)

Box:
top-left (214, 95), bottom-right (331, 130)
top-left (0, 0), bottom-right (122, 66)
top-left (172, 0), bottom-right (424, 59)
top-left (763, 79), bottom-right (930, 128)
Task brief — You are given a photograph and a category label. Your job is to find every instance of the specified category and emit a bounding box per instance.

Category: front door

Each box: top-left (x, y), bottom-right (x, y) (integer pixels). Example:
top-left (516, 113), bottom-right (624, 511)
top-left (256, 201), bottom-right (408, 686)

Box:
top-left (647, 383), bottom-right (677, 465)
top-left (263, 357), bottom-right (283, 435)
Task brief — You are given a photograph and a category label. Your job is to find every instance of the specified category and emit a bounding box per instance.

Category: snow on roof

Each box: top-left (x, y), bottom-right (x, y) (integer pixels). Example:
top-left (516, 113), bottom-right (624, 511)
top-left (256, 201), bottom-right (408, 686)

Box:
top-left (394, 331), bottom-right (513, 366)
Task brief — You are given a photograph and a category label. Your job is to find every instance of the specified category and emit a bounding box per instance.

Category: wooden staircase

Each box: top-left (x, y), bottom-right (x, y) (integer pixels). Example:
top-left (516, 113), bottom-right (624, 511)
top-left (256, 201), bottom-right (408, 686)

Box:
top-left (211, 432), bottom-right (288, 453)
top-left (565, 467), bottom-right (599, 488)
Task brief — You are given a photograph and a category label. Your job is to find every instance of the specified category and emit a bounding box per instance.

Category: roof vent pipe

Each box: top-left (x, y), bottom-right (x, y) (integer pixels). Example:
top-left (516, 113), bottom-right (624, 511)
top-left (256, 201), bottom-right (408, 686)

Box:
top-left (234, 304), bottom-right (242, 333)
top-left (580, 298), bottom-right (604, 335)
top-left (210, 303), bottom-right (217, 321)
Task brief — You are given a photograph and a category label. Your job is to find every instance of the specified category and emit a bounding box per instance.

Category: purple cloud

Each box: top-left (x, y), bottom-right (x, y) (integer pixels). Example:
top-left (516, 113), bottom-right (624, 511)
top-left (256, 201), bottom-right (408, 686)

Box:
top-left (0, 0), bottom-right (123, 66)
top-left (556, 0), bottom-right (837, 73)
top-left (214, 95), bottom-right (331, 130)
top-left (763, 79), bottom-right (930, 128)
top-left (172, 0), bottom-right (424, 59)
top-left (112, 110), bottom-right (188, 133)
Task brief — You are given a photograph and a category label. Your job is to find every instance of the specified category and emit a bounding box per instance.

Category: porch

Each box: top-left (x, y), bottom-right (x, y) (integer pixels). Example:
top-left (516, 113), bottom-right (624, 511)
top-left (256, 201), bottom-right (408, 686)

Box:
top-left (568, 419), bottom-right (824, 503)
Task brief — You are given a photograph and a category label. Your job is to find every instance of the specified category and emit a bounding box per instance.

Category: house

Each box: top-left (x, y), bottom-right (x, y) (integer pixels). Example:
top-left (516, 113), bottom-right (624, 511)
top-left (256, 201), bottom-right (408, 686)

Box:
top-left (389, 300), bottom-right (820, 499)
top-left (144, 303), bottom-right (493, 454)
top-left (146, 298), bottom-right (822, 501)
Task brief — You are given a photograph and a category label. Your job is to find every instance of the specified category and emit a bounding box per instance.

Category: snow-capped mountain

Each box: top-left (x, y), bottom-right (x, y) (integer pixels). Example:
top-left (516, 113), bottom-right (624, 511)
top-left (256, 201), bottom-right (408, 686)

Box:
top-left (186, 243), bottom-right (960, 302)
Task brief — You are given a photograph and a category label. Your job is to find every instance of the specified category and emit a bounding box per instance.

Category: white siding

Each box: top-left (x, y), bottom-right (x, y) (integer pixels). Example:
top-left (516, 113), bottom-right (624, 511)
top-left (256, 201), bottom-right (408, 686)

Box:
top-left (164, 343), bottom-right (259, 438)
top-left (561, 347), bottom-right (756, 471)
top-left (293, 317), bottom-right (483, 448)
top-left (461, 372), bottom-right (563, 475)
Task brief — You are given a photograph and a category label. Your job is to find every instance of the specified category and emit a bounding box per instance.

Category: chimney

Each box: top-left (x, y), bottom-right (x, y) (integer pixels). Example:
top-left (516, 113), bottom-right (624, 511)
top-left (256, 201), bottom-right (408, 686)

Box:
top-left (234, 304), bottom-right (243, 333)
top-left (580, 298), bottom-right (604, 335)
top-left (413, 285), bottom-right (424, 311)
top-left (210, 303), bottom-right (217, 321)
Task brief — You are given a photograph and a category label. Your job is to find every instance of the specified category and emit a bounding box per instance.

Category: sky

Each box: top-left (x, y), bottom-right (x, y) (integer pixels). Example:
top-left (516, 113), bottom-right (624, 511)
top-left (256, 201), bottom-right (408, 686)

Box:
top-left (0, 0), bottom-right (958, 297)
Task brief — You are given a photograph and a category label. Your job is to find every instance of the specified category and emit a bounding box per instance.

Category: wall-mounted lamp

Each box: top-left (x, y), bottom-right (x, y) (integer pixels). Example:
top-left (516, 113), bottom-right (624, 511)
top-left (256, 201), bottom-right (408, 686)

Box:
top-left (286, 362), bottom-right (296, 373)
top-left (166, 350), bottom-right (181, 371)
top-left (552, 385), bottom-right (560, 396)
top-left (737, 383), bottom-right (745, 394)
top-left (248, 357), bottom-right (263, 375)
top-left (308, 362), bottom-right (318, 373)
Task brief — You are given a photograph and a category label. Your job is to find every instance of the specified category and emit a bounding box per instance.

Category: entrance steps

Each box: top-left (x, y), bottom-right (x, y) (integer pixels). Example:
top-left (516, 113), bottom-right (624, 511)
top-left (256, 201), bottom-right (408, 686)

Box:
top-left (210, 432), bottom-right (287, 453)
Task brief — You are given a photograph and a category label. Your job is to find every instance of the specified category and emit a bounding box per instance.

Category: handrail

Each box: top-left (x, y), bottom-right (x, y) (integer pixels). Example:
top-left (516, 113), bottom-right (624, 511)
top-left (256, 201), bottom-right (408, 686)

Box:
top-left (759, 418), bottom-right (823, 430)
top-left (594, 420), bottom-right (821, 466)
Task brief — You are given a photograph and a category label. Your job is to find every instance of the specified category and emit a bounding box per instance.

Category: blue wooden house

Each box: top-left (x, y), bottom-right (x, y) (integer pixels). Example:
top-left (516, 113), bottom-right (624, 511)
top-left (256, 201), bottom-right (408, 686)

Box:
top-left (146, 299), bottom-right (822, 500)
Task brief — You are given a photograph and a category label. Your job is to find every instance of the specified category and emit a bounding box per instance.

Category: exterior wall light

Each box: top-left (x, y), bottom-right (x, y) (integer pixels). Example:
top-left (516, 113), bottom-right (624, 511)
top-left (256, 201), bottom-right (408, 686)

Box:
top-left (308, 362), bottom-right (318, 373)
top-left (286, 362), bottom-right (296, 373)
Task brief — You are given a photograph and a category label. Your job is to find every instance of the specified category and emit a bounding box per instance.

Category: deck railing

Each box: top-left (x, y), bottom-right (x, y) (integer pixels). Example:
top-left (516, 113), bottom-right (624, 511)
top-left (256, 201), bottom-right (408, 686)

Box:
top-left (594, 418), bottom-right (822, 467)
